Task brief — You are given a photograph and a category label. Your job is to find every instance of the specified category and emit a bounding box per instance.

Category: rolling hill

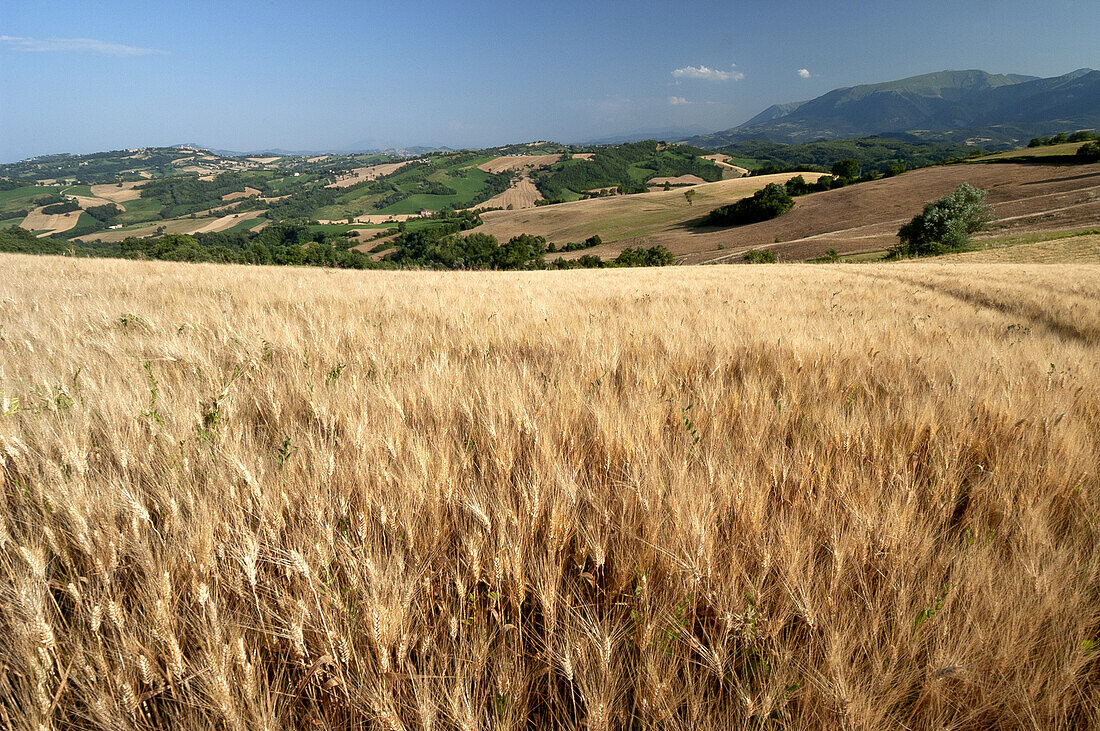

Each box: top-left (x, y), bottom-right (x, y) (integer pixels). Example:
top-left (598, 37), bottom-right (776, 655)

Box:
top-left (687, 68), bottom-right (1100, 148)
top-left (474, 159), bottom-right (1100, 264)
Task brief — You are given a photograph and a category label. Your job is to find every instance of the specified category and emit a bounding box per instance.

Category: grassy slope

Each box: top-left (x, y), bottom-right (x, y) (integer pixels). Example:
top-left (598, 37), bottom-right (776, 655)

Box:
top-left (1, 255), bottom-right (1098, 729)
top-left (474, 173), bottom-right (825, 246)
top-left (971, 142), bottom-right (1084, 161)
top-left (942, 230), bottom-right (1100, 263)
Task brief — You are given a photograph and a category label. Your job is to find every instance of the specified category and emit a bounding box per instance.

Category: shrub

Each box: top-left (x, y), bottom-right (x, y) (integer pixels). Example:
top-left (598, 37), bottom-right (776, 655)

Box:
top-left (701, 183), bottom-right (794, 227)
top-left (891, 183), bottom-right (993, 257)
top-left (744, 248), bottom-right (777, 263)
top-left (1076, 142), bottom-right (1100, 163)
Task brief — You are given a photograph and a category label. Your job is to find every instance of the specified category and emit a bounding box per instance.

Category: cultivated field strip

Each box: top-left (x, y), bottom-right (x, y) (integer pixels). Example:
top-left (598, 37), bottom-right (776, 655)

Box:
top-left (0, 256), bottom-right (1098, 729)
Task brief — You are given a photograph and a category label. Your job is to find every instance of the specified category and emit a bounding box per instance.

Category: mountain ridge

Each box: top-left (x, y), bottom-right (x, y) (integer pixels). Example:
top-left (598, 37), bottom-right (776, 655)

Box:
top-left (686, 68), bottom-right (1099, 148)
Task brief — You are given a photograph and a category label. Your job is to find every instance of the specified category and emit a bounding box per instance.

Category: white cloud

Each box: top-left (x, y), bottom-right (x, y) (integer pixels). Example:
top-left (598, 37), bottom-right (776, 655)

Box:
top-left (668, 96), bottom-right (690, 105)
top-left (797, 68), bottom-right (812, 79)
top-left (672, 64), bottom-right (744, 82)
top-left (0, 35), bottom-right (168, 56)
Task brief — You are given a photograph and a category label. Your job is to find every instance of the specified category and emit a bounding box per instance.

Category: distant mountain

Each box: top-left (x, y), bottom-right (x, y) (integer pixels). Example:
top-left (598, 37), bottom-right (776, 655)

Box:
top-left (740, 101), bottom-right (809, 127)
top-left (686, 69), bottom-right (1100, 149)
top-left (578, 126), bottom-right (713, 146)
top-left (193, 144), bottom-right (451, 158)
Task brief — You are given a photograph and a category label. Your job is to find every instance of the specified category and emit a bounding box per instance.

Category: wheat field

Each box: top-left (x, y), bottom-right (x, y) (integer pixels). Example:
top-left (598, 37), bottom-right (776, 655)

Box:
top-left (1, 254), bottom-right (1098, 730)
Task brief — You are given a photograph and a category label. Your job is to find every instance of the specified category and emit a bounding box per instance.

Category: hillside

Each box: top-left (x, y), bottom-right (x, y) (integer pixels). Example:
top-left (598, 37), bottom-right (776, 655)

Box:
top-left (687, 68), bottom-right (1100, 148)
top-left (0, 142), bottom-right (733, 240)
top-left (473, 160), bottom-right (1100, 263)
top-left (472, 172), bottom-right (827, 246)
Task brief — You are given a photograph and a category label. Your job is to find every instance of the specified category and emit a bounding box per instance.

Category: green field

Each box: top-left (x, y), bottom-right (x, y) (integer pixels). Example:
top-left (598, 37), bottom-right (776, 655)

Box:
top-left (116, 195), bottom-right (165, 224)
top-left (222, 217), bottom-right (268, 234)
top-left (0, 185), bottom-right (56, 203)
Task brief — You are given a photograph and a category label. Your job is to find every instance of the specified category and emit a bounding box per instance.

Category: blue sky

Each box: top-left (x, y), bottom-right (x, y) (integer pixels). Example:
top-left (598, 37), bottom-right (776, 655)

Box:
top-left (1, 0), bottom-right (1096, 161)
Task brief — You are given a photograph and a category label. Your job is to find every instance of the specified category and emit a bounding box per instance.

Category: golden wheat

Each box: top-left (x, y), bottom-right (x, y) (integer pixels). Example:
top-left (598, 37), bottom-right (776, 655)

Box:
top-left (1, 254), bottom-right (1098, 729)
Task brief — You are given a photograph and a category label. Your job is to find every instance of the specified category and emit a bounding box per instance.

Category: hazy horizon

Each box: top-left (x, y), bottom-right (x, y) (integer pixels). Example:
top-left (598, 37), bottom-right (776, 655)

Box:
top-left (1, 0), bottom-right (1097, 163)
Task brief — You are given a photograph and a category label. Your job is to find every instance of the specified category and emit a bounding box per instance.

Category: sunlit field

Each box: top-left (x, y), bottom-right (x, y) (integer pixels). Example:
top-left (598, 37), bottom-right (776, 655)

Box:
top-left (2, 255), bottom-right (1098, 729)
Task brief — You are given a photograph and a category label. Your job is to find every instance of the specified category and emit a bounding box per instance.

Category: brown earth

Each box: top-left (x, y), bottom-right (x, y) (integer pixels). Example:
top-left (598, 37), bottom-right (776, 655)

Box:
top-left (573, 153), bottom-right (595, 161)
top-left (20, 208), bottom-right (83, 237)
top-left (703, 154), bottom-right (749, 178)
top-left (89, 182), bottom-right (144, 206)
top-left (478, 175), bottom-right (544, 210)
top-left (350, 233), bottom-right (398, 254)
top-left (72, 209), bottom-right (267, 243)
top-left (67, 194), bottom-right (118, 210)
top-left (191, 209), bottom-right (268, 234)
top-left (674, 161), bottom-right (1100, 264)
top-left (319, 214), bottom-right (417, 224)
top-left (648, 175), bottom-right (707, 188)
top-left (477, 154), bottom-right (561, 174)
top-left (247, 157), bottom-right (281, 164)
top-left (72, 218), bottom-right (216, 243)
top-left (326, 162), bottom-right (412, 189)
top-left (222, 187), bottom-right (261, 202)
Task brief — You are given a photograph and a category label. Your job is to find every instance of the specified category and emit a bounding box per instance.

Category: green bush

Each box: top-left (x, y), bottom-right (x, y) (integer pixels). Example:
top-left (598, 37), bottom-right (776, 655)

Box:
top-left (42, 200), bottom-right (80, 215)
top-left (744, 248), bottom-right (778, 263)
top-left (1077, 142), bottom-right (1100, 163)
top-left (891, 183), bottom-right (993, 257)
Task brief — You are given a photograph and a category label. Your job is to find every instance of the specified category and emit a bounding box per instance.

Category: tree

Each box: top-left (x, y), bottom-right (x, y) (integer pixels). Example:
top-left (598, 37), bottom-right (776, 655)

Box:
top-left (700, 183), bottom-right (794, 227)
top-left (831, 158), bottom-right (861, 180)
top-left (684, 189), bottom-right (696, 206)
top-left (892, 183), bottom-right (993, 257)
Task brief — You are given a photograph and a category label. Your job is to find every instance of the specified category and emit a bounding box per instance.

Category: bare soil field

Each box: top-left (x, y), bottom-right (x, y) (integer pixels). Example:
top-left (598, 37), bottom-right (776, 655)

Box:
top-left (191, 208), bottom-right (268, 234)
top-left (246, 156), bottom-right (281, 164)
top-left (19, 207), bottom-right (82, 236)
top-left (648, 175), bottom-right (707, 187)
top-left (326, 162), bottom-right (412, 189)
top-left (477, 154), bottom-right (562, 174)
top-left (676, 161), bottom-right (1100, 264)
top-left (478, 174), bottom-right (545, 210)
top-left (474, 172), bottom-right (827, 248)
top-left (573, 152), bottom-right (595, 160)
top-left (318, 214), bottom-right (416, 225)
top-left (67, 194), bottom-right (119, 210)
top-left (1, 256), bottom-right (1098, 729)
top-left (221, 187), bottom-right (261, 202)
top-left (89, 181), bottom-right (144, 206)
top-left (72, 217), bottom-right (221, 243)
